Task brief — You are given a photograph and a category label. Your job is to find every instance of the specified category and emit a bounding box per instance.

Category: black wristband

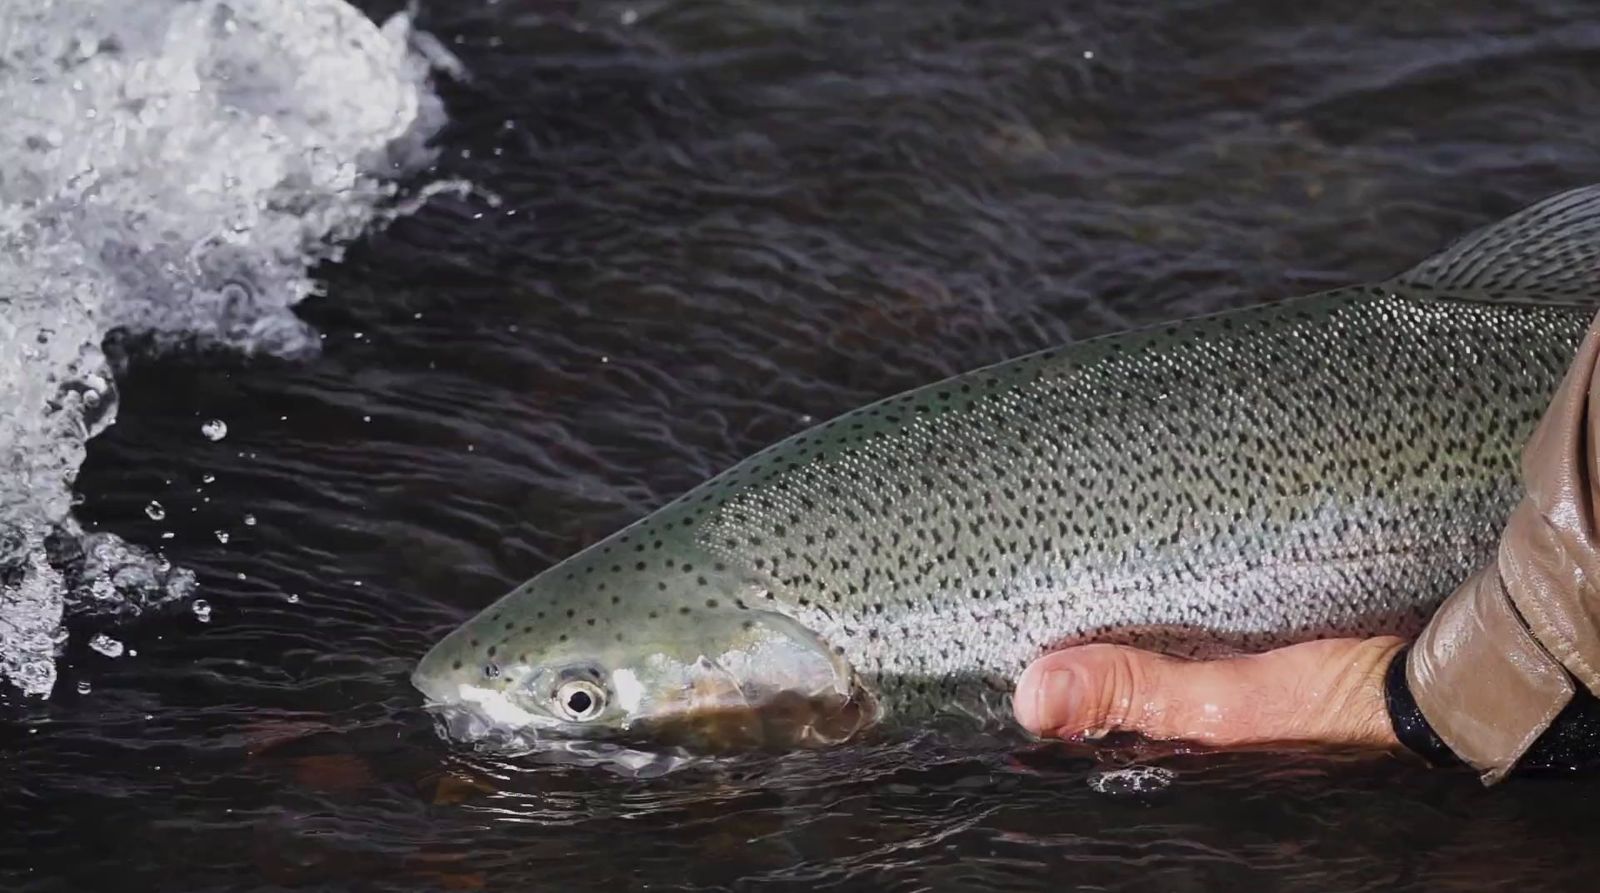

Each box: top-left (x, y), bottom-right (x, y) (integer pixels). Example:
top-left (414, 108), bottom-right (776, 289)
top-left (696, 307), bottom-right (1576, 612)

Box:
top-left (1383, 644), bottom-right (1461, 767)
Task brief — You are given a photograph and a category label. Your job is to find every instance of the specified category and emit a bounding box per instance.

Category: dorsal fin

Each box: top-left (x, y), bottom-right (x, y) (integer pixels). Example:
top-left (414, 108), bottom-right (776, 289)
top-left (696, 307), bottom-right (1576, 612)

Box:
top-left (1391, 185), bottom-right (1600, 302)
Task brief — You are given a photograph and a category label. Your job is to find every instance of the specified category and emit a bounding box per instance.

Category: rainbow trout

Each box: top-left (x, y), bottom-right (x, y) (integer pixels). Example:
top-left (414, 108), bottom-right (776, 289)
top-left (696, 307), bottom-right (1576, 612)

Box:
top-left (413, 185), bottom-right (1600, 752)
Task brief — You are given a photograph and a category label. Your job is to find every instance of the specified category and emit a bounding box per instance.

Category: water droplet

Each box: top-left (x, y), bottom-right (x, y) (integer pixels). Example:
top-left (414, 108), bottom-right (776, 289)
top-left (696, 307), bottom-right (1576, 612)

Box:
top-left (361, 415), bottom-right (371, 423)
top-left (76, 680), bottom-right (92, 695)
top-left (128, 649), bottom-right (139, 657)
top-left (620, 8), bottom-right (639, 25)
top-left (201, 419), bottom-right (228, 441)
top-left (89, 634), bottom-right (124, 658)
top-left (145, 501), bottom-right (166, 520)
top-left (191, 600), bottom-right (212, 623)
top-left (286, 593), bottom-right (300, 604)
top-left (201, 474), bottom-right (215, 484)
top-left (214, 530), bottom-right (229, 544)
top-left (243, 514), bottom-right (257, 526)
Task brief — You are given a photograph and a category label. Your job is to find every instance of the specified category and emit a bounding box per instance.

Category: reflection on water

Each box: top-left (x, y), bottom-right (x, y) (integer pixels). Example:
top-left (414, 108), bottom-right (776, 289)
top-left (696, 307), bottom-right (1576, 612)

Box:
top-left (9, 0), bottom-right (1600, 889)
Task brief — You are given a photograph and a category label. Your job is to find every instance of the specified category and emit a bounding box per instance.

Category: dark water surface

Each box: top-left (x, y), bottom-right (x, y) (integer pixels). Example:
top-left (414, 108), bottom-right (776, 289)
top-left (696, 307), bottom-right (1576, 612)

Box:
top-left (10, 0), bottom-right (1600, 889)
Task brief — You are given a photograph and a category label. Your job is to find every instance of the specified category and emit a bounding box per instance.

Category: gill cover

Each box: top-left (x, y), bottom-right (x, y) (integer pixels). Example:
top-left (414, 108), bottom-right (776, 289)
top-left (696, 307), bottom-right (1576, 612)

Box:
top-left (618, 607), bottom-right (877, 749)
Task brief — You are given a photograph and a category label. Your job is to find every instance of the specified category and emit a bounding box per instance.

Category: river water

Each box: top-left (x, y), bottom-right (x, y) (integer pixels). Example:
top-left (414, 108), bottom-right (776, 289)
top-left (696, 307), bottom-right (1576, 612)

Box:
top-left (7, 0), bottom-right (1600, 890)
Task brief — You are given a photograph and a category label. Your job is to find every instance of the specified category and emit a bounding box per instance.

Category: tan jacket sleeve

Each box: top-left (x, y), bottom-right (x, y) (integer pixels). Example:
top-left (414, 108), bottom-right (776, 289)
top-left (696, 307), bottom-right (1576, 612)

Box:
top-left (1407, 310), bottom-right (1600, 782)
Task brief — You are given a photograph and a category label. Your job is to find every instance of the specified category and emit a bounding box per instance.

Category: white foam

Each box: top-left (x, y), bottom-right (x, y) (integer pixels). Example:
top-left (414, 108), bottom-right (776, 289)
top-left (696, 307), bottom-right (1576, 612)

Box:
top-left (0, 0), bottom-right (451, 696)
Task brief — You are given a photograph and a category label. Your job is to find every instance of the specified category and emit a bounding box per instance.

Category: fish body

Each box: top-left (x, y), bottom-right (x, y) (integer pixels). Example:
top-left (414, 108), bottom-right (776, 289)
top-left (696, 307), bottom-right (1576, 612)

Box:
top-left (414, 186), bottom-right (1600, 749)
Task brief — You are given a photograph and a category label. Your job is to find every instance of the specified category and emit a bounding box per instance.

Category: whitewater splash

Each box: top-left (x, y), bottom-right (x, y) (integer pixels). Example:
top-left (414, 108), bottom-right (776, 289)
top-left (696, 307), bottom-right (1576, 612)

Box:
top-left (0, 0), bottom-right (450, 696)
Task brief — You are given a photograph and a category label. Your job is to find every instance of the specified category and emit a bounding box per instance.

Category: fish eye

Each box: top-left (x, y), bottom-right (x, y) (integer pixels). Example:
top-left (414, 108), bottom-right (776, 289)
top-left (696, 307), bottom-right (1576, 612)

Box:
top-left (554, 678), bottom-right (607, 722)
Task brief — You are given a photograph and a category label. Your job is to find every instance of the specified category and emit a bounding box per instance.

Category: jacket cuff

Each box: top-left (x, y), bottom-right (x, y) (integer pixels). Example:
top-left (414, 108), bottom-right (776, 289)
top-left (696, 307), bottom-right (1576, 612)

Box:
top-left (1390, 641), bottom-right (1600, 775)
top-left (1405, 564), bottom-right (1575, 783)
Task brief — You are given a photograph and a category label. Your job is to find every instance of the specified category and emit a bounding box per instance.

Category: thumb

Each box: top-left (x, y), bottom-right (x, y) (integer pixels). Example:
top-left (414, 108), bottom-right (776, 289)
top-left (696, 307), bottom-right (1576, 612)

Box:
top-left (1013, 638), bottom-right (1404, 749)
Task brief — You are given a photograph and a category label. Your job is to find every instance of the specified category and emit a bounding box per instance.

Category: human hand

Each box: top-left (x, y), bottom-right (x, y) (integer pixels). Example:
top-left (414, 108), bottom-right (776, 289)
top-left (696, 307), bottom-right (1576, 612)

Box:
top-left (1013, 637), bottom-right (1406, 749)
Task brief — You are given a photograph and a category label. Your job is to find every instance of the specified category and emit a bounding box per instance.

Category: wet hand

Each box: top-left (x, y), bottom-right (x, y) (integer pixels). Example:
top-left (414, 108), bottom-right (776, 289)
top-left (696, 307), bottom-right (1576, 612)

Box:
top-left (1014, 638), bottom-right (1405, 749)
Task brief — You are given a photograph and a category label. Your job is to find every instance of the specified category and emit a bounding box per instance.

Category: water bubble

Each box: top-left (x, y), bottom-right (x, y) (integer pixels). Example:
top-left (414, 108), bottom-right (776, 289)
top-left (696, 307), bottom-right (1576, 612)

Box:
top-left (88, 634), bottom-right (124, 658)
top-left (243, 514), bottom-right (257, 526)
top-left (286, 594), bottom-right (300, 604)
top-left (1087, 766), bottom-right (1174, 797)
top-left (76, 680), bottom-right (91, 695)
top-left (200, 419), bottom-right (228, 441)
top-left (145, 501), bottom-right (166, 521)
top-left (191, 600), bottom-right (212, 623)
top-left (214, 530), bottom-right (229, 544)
top-left (202, 474), bottom-right (216, 484)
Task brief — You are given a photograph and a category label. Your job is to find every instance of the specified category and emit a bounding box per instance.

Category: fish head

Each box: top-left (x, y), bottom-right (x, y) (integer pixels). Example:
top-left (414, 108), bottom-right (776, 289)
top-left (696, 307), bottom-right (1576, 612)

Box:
top-left (412, 535), bottom-right (874, 752)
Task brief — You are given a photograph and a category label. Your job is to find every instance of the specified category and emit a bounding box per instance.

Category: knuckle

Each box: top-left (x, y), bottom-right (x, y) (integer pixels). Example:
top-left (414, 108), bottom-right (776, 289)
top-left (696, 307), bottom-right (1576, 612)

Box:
top-left (1088, 644), bottom-right (1153, 734)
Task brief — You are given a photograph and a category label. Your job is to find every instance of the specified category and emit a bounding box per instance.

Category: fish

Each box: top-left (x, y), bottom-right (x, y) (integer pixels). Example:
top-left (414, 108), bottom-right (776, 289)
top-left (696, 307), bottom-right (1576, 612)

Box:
top-left (413, 184), bottom-right (1600, 753)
